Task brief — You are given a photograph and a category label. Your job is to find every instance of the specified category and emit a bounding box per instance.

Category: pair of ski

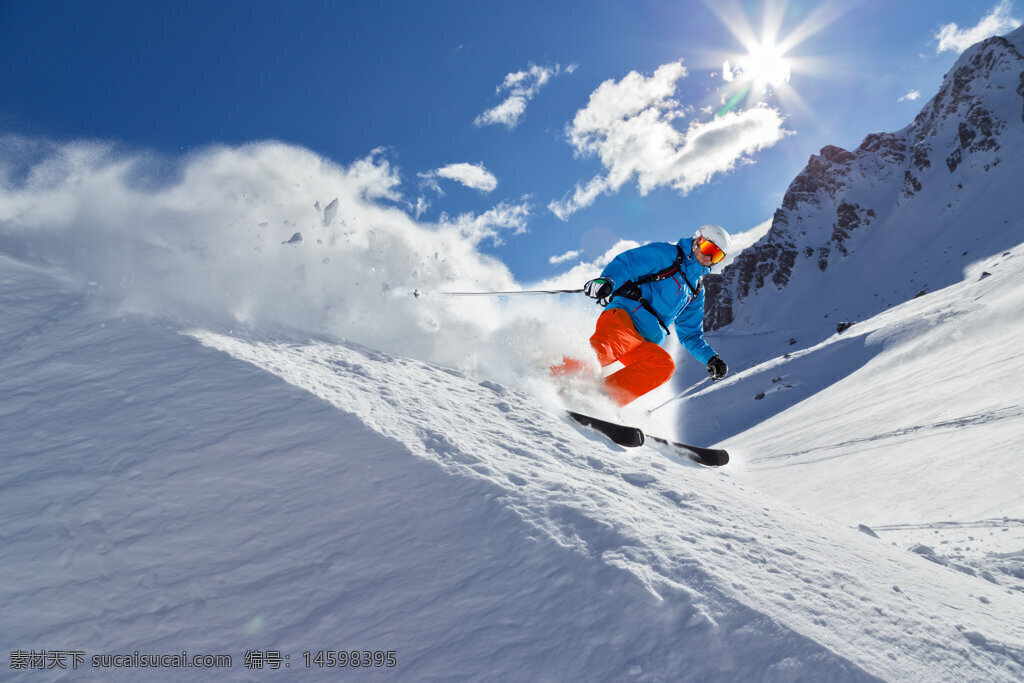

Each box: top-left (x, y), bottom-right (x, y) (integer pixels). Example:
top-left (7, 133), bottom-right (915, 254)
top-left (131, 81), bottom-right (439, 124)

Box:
top-left (567, 411), bottom-right (729, 467)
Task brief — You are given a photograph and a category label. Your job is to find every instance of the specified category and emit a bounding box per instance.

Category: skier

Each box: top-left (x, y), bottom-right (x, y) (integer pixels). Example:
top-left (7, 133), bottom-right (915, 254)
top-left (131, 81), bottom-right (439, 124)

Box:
top-left (578, 224), bottom-right (731, 407)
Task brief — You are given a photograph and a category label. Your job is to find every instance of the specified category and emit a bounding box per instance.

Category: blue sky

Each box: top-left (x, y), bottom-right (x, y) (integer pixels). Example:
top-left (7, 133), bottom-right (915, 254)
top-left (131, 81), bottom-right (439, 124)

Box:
top-left (2, 0), bottom-right (1021, 283)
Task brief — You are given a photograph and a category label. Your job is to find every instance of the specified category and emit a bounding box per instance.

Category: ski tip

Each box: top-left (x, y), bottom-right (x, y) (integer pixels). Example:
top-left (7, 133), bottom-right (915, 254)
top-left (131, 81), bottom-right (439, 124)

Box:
top-left (646, 435), bottom-right (729, 467)
top-left (706, 450), bottom-right (729, 467)
top-left (566, 411), bottom-right (645, 448)
top-left (685, 451), bottom-right (729, 467)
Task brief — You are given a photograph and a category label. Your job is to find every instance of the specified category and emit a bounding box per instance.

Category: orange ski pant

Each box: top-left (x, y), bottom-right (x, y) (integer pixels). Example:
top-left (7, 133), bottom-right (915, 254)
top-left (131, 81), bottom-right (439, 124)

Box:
top-left (589, 308), bottom-right (675, 407)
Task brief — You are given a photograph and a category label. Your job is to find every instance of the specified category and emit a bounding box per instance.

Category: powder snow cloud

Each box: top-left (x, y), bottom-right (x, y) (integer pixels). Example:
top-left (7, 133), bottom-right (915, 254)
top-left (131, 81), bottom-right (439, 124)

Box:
top-left (549, 62), bottom-right (789, 220)
top-left (0, 137), bottom-right (587, 384)
top-left (475, 63), bottom-right (576, 129)
top-left (935, 0), bottom-right (1022, 54)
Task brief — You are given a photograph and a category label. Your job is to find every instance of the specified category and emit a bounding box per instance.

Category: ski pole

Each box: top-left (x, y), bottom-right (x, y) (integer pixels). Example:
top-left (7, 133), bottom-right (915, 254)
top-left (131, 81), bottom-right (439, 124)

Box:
top-left (645, 377), bottom-right (711, 416)
top-left (421, 288), bottom-right (584, 297)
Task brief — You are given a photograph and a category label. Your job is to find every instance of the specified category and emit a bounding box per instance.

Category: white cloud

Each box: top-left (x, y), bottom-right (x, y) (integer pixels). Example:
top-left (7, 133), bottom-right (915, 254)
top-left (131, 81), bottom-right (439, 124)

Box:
top-left (549, 62), bottom-right (789, 220)
top-left (536, 239), bottom-right (642, 290)
top-left (475, 63), bottom-right (573, 129)
top-left (548, 249), bottom-right (581, 265)
top-left (898, 90), bottom-right (922, 102)
top-left (935, 0), bottom-right (1022, 53)
top-left (476, 96), bottom-right (529, 129)
top-left (437, 163), bottom-right (498, 192)
top-left (414, 196), bottom-right (430, 218)
top-left (446, 199), bottom-right (531, 246)
top-left (722, 60), bottom-right (736, 82)
top-left (420, 162), bottom-right (498, 195)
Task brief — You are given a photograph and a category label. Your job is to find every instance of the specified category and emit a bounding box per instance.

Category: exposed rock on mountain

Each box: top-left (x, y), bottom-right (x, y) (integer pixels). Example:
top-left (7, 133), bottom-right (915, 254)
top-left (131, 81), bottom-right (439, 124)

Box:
top-left (707, 26), bottom-right (1024, 335)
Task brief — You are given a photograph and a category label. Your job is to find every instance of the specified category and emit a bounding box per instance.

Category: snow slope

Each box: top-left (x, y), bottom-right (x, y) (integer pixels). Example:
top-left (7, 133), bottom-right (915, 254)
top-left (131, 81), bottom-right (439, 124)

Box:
top-left (680, 242), bottom-right (1024, 589)
top-left (3, 253), bottom-right (1024, 681)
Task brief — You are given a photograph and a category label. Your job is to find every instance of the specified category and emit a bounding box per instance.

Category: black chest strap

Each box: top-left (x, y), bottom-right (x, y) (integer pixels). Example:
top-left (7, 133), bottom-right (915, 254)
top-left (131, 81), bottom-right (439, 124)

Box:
top-left (608, 245), bottom-right (702, 334)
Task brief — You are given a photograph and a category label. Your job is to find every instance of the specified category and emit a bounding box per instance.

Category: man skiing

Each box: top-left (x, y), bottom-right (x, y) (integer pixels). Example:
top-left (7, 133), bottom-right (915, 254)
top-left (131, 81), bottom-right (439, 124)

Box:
top-left (580, 224), bottom-right (731, 407)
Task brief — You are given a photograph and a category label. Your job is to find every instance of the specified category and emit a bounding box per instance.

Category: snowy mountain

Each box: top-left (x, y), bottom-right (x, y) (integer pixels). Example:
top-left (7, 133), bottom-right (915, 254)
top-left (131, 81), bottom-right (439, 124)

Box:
top-left (706, 25), bottom-right (1024, 350)
top-left (3, 26), bottom-right (1024, 683)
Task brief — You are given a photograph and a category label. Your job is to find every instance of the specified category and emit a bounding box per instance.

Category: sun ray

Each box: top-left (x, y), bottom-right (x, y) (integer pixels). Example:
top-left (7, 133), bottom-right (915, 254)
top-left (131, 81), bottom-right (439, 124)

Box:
top-left (702, 0), bottom-right (851, 118)
top-left (758, 0), bottom-right (788, 49)
top-left (771, 79), bottom-right (831, 137)
top-left (775, 0), bottom-right (859, 55)
top-left (703, 0), bottom-right (761, 55)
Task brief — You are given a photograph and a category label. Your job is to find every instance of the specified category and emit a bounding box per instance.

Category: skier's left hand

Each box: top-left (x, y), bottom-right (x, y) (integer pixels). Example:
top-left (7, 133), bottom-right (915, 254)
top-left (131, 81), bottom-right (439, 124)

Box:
top-left (707, 355), bottom-right (728, 380)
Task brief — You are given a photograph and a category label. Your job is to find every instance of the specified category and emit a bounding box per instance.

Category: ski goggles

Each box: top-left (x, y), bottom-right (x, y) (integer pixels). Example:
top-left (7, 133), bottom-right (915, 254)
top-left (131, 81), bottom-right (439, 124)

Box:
top-left (695, 235), bottom-right (726, 265)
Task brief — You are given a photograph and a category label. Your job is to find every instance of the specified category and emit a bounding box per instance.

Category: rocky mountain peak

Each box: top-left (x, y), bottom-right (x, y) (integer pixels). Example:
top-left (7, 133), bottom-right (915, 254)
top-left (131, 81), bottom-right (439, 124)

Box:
top-left (705, 26), bottom-right (1024, 337)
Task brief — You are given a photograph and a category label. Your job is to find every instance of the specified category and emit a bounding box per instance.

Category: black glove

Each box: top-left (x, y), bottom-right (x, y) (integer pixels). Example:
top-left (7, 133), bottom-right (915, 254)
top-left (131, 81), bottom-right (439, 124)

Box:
top-left (707, 355), bottom-right (727, 380)
top-left (583, 278), bottom-right (614, 303)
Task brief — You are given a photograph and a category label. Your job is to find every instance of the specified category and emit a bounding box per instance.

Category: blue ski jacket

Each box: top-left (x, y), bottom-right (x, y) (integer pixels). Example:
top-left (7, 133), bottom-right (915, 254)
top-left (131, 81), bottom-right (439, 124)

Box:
top-left (599, 238), bottom-right (717, 365)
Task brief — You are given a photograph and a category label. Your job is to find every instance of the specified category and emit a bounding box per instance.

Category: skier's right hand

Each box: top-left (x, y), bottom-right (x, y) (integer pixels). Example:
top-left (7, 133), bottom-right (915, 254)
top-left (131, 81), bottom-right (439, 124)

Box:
top-left (584, 278), bottom-right (614, 303)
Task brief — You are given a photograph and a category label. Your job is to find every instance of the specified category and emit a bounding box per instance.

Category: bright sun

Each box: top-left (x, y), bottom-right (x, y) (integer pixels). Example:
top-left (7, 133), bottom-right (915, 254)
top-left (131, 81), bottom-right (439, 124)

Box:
top-left (741, 41), bottom-right (792, 90)
top-left (708, 0), bottom-right (844, 118)
top-left (724, 40), bottom-right (792, 93)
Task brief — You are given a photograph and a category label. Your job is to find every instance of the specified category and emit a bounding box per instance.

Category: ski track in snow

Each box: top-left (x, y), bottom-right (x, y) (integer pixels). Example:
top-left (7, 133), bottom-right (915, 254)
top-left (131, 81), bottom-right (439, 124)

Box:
top-left (746, 404), bottom-right (1024, 467)
top-left (193, 328), bottom-right (1024, 681)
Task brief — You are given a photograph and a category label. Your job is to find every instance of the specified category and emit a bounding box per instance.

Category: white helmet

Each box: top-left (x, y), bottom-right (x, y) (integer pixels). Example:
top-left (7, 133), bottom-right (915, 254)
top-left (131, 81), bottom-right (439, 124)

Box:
top-left (693, 224), bottom-right (732, 263)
